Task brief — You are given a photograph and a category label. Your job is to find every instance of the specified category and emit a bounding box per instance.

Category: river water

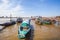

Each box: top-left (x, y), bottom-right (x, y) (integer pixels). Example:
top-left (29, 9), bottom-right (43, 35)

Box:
top-left (0, 18), bottom-right (60, 40)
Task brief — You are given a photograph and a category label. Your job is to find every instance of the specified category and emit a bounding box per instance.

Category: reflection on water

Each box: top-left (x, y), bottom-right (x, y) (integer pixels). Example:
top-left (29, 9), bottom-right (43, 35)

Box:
top-left (0, 18), bottom-right (60, 40)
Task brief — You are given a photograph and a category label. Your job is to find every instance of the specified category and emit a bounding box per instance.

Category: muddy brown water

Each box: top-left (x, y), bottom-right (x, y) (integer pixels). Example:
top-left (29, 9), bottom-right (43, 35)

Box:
top-left (0, 18), bottom-right (60, 40)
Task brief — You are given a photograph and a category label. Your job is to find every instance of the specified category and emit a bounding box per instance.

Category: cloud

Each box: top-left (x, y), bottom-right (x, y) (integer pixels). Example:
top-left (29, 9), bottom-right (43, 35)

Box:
top-left (0, 0), bottom-right (24, 17)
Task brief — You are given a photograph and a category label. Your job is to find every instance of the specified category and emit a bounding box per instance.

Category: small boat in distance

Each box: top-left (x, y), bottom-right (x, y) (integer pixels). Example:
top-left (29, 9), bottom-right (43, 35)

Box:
top-left (17, 18), bottom-right (23, 23)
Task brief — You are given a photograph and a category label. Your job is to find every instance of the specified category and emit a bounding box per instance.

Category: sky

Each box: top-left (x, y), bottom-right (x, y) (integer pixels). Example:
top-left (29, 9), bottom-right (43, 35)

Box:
top-left (0, 0), bottom-right (60, 17)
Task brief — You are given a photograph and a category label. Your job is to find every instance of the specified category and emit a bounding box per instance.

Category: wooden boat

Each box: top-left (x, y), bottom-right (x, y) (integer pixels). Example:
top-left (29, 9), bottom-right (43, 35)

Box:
top-left (18, 20), bottom-right (31, 39)
top-left (17, 18), bottom-right (23, 23)
top-left (0, 21), bottom-right (16, 26)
